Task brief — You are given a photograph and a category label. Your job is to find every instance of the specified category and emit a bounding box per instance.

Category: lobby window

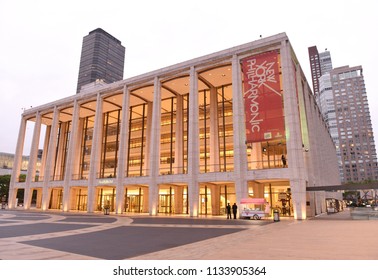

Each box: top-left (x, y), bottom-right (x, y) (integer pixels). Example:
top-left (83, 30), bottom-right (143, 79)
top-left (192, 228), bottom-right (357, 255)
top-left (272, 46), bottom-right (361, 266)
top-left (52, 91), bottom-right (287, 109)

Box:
top-left (52, 121), bottom-right (71, 181)
top-left (160, 97), bottom-right (177, 175)
top-left (218, 85), bottom-right (234, 172)
top-left (199, 89), bottom-right (211, 173)
top-left (79, 116), bottom-right (95, 180)
top-left (127, 104), bottom-right (148, 177)
top-left (99, 109), bottom-right (121, 178)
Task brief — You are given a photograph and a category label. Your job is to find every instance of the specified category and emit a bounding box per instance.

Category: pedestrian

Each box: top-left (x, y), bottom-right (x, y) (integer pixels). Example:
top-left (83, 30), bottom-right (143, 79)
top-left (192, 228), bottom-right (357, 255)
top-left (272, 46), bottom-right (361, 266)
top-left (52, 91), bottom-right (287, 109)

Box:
top-left (281, 154), bottom-right (287, 167)
top-left (226, 203), bottom-right (231, 219)
top-left (265, 201), bottom-right (271, 217)
top-left (232, 203), bottom-right (238, 219)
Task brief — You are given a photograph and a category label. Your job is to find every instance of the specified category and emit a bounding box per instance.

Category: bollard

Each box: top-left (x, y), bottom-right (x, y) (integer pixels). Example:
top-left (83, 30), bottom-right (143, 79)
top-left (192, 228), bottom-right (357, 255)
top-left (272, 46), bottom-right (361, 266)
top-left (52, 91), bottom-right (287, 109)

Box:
top-left (273, 209), bottom-right (280, 222)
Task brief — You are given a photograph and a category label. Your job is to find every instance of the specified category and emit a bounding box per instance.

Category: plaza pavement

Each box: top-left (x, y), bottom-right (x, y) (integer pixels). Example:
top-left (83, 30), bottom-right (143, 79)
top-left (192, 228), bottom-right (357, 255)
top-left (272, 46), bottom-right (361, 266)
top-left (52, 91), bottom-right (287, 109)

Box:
top-left (0, 208), bottom-right (377, 260)
top-left (132, 209), bottom-right (378, 260)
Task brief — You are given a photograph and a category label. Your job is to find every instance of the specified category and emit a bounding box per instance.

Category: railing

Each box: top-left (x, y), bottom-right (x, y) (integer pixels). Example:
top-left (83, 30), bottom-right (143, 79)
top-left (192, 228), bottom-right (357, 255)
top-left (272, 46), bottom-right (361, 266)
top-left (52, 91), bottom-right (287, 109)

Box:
top-left (16, 176), bottom-right (26, 182)
top-left (96, 173), bottom-right (116, 179)
top-left (159, 166), bottom-right (187, 175)
top-left (248, 160), bottom-right (288, 170)
top-left (198, 163), bottom-right (234, 173)
top-left (72, 174), bottom-right (88, 180)
top-left (34, 176), bottom-right (42, 182)
top-left (126, 169), bottom-right (149, 177)
top-left (50, 175), bottom-right (64, 181)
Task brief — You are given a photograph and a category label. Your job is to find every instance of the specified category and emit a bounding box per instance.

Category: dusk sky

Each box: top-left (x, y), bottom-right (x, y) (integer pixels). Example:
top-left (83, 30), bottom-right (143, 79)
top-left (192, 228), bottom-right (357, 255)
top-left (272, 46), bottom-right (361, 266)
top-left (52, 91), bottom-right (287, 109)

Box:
top-left (1, 0), bottom-right (377, 155)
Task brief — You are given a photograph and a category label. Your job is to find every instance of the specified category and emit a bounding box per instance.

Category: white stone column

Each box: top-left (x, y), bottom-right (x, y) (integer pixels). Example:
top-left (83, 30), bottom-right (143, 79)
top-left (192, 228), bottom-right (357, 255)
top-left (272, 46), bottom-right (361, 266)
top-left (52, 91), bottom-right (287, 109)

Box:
top-left (62, 100), bottom-right (80, 211)
top-left (8, 117), bottom-right (27, 209)
top-left (251, 142), bottom-right (263, 169)
top-left (174, 186), bottom-right (183, 214)
top-left (280, 40), bottom-right (307, 220)
top-left (148, 77), bottom-right (162, 215)
top-left (39, 125), bottom-right (51, 180)
top-left (72, 119), bottom-right (84, 178)
top-left (188, 66), bottom-right (200, 217)
top-left (88, 93), bottom-right (103, 213)
top-left (139, 187), bottom-right (147, 212)
top-left (209, 87), bottom-right (220, 172)
top-left (252, 182), bottom-right (264, 198)
top-left (41, 107), bottom-right (60, 210)
top-left (54, 122), bottom-right (67, 180)
top-left (24, 112), bottom-right (42, 209)
top-left (116, 85), bottom-right (130, 214)
top-left (231, 55), bottom-right (248, 206)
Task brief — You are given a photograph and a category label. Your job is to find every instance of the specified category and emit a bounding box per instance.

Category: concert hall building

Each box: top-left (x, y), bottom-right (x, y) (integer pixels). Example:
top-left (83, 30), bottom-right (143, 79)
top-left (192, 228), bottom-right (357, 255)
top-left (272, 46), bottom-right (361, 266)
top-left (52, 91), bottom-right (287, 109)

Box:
top-left (9, 33), bottom-right (341, 220)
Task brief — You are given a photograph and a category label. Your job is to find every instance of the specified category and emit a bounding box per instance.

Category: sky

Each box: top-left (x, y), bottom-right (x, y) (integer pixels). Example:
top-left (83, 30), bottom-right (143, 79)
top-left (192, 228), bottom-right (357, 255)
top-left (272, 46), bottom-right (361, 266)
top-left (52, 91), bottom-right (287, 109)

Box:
top-left (0, 0), bottom-right (377, 155)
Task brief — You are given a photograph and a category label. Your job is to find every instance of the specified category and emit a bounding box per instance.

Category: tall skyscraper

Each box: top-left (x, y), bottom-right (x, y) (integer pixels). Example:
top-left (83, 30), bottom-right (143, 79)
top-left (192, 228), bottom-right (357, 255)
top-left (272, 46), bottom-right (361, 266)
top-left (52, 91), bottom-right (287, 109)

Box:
top-left (76, 28), bottom-right (125, 93)
top-left (318, 65), bottom-right (378, 182)
top-left (308, 46), bottom-right (333, 98)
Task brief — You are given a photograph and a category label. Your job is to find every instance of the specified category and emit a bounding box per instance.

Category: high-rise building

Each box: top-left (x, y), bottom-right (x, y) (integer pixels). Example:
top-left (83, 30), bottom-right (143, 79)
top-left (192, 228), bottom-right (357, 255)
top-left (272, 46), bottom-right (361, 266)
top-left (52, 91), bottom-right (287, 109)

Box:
top-left (308, 46), bottom-right (333, 98)
top-left (319, 50), bottom-right (333, 75)
top-left (319, 65), bottom-right (378, 182)
top-left (76, 28), bottom-right (125, 93)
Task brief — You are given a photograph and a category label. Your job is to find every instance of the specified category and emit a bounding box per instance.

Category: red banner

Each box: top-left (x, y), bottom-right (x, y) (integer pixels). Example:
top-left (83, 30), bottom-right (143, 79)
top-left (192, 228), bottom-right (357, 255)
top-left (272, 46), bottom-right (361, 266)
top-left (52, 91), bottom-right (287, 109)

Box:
top-left (242, 51), bottom-right (285, 143)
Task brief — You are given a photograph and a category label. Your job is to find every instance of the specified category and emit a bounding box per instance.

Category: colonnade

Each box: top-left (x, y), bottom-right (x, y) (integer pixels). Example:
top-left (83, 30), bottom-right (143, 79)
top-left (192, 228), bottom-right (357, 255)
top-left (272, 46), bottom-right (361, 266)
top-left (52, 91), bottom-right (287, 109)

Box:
top-left (8, 37), bottom-right (322, 219)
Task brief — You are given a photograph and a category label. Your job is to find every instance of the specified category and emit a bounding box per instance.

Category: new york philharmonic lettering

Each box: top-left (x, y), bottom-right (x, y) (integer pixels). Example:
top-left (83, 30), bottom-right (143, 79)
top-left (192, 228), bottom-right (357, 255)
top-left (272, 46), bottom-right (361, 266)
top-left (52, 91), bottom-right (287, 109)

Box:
top-left (242, 51), bottom-right (284, 143)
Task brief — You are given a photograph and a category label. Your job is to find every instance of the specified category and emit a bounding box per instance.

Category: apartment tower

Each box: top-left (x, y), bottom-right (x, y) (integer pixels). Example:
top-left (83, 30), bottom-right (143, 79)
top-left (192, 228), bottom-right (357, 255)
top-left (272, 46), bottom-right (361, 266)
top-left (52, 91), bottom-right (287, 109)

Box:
top-left (308, 46), bottom-right (332, 99)
top-left (76, 28), bottom-right (125, 93)
top-left (325, 66), bottom-right (378, 182)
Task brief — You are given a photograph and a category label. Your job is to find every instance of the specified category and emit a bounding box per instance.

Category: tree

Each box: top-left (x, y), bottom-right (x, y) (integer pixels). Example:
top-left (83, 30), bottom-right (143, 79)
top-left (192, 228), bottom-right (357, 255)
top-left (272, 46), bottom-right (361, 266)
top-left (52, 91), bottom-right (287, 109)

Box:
top-left (0, 175), bottom-right (11, 201)
top-left (343, 190), bottom-right (360, 206)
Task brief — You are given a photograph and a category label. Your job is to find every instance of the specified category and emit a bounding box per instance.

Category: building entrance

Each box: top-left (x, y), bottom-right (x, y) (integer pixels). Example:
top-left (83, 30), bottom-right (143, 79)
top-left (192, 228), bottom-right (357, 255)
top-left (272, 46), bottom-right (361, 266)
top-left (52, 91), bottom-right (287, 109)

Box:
top-left (96, 187), bottom-right (115, 211)
top-left (159, 194), bottom-right (173, 214)
top-left (125, 195), bottom-right (143, 212)
top-left (199, 186), bottom-right (212, 215)
top-left (124, 187), bottom-right (144, 212)
top-left (48, 188), bottom-right (63, 210)
top-left (73, 188), bottom-right (87, 211)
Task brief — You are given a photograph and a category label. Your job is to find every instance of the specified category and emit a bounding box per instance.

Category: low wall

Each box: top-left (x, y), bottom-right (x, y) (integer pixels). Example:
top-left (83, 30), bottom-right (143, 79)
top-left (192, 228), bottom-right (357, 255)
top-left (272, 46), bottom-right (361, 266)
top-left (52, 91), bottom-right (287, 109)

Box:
top-left (350, 207), bottom-right (378, 220)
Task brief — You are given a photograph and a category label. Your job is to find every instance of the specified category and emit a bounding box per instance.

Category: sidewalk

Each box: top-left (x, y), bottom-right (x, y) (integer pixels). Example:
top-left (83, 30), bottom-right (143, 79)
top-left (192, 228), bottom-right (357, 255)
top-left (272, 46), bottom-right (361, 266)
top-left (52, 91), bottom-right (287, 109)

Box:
top-left (1, 208), bottom-right (377, 260)
top-left (130, 209), bottom-right (378, 260)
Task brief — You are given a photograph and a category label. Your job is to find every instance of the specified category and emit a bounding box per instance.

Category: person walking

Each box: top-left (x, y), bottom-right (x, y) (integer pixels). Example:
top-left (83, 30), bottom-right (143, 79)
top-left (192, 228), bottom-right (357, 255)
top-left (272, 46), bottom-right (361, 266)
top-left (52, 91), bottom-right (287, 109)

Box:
top-left (281, 154), bottom-right (287, 167)
top-left (232, 203), bottom-right (238, 219)
top-left (265, 201), bottom-right (271, 217)
top-left (226, 203), bottom-right (231, 219)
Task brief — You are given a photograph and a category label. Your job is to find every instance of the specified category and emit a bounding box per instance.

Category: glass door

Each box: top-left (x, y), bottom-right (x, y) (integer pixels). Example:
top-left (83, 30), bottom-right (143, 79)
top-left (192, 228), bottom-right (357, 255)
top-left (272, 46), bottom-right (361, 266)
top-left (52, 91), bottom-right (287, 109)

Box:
top-left (159, 194), bottom-right (173, 214)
